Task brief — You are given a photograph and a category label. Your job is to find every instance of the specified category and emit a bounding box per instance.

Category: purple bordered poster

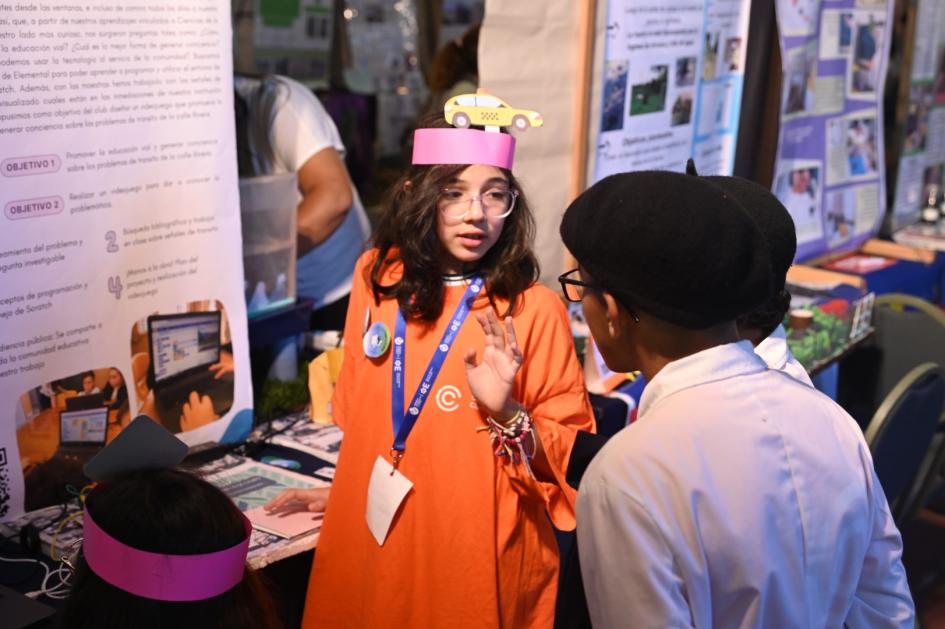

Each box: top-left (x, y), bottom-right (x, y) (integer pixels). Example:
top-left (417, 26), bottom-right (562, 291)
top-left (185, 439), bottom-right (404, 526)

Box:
top-left (772, 0), bottom-right (894, 261)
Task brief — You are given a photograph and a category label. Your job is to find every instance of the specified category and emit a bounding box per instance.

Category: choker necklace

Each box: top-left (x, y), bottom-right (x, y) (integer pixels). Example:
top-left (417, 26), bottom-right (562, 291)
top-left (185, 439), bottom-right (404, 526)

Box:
top-left (442, 271), bottom-right (477, 286)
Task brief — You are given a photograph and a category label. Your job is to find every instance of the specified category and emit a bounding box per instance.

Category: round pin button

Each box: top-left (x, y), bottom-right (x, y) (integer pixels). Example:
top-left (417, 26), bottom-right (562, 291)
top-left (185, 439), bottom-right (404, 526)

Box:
top-left (363, 322), bottom-right (392, 358)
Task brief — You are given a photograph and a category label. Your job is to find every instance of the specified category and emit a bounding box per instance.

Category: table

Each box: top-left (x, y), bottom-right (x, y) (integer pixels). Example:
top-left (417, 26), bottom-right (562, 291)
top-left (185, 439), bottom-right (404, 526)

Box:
top-left (2, 412), bottom-right (340, 572)
top-left (808, 329), bottom-right (875, 377)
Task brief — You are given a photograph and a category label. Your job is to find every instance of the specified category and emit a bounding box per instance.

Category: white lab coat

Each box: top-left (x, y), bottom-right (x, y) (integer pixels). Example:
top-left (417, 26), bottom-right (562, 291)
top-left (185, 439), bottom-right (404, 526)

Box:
top-left (577, 341), bottom-right (914, 628)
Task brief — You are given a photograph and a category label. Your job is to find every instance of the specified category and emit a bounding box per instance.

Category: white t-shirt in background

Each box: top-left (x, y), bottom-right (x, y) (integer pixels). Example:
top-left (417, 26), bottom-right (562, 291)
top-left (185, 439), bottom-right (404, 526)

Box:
top-left (235, 75), bottom-right (370, 310)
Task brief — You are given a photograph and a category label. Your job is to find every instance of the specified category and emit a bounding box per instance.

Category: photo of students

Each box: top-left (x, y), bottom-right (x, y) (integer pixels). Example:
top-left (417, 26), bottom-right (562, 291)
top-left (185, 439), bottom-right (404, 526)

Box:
top-left (826, 189), bottom-right (856, 244)
top-left (76, 370), bottom-right (100, 396)
top-left (839, 13), bottom-right (853, 54)
top-left (775, 166), bottom-right (823, 242)
top-left (102, 367), bottom-right (129, 412)
top-left (675, 56), bottom-right (696, 87)
top-left (129, 300), bottom-right (235, 434)
top-left (671, 93), bottom-right (694, 126)
top-left (784, 46), bottom-right (816, 114)
top-left (782, 167), bottom-right (818, 219)
top-left (847, 118), bottom-right (878, 177)
top-left (723, 37), bottom-right (743, 74)
top-left (851, 16), bottom-right (883, 94)
top-left (14, 366), bottom-right (131, 510)
top-left (702, 32), bottom-right (719, 79)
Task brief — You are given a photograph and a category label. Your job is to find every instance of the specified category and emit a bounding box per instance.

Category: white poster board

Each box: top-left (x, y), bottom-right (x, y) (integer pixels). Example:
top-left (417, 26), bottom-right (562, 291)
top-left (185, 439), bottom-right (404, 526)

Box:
top-left (0, 0), bottom-right (252, 520)
top-left (593, 0), bottom-right (752, 180)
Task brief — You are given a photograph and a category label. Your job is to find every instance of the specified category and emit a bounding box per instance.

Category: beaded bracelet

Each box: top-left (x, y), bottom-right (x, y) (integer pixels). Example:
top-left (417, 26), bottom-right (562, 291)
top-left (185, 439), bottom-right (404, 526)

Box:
top-left (477, 407), bottom-right (537, 479)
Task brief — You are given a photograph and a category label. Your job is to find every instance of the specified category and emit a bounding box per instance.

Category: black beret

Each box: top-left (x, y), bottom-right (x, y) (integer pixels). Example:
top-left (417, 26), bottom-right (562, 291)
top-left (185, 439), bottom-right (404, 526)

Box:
top-left (704, 176), bottom-right (797, 286)
top-left (560, 171), bottom-right (773, 329)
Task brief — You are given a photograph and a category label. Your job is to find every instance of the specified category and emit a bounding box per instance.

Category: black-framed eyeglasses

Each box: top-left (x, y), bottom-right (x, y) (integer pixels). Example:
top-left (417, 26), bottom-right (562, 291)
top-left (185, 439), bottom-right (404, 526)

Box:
top-left (558, 269), bottom-right (640, 323)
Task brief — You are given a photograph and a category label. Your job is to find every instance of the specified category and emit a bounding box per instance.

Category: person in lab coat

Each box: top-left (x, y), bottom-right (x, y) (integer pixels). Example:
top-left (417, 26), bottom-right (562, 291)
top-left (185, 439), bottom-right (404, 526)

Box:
top-left (698, 169), bottom-right (812, 386)
top-left (555, 171), bottom-right (913, 628)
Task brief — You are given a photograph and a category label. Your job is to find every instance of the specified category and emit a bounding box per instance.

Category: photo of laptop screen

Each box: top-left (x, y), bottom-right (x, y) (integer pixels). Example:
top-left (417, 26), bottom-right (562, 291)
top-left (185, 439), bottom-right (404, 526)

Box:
top-left (150, 313), bottom-right (221, 384)
top-left (60, 408), bottom-right (108, 445)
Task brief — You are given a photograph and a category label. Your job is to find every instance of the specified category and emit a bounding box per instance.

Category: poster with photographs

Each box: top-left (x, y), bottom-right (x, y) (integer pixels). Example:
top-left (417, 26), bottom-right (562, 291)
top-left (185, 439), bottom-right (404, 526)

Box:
top-left (0, 0), bottom-right (253, 521)
top-left (891, 0), bottom-right (945, 231)
top-left (592, 0), bottom-right (751, 182)
top-left (773, 0), bottom-right (893, 261)
top-left (253, 0), bottom-right (335, 87)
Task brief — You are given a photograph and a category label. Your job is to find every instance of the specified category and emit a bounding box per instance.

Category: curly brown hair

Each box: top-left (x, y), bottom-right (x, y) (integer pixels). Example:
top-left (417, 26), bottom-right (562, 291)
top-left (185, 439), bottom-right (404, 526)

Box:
top-left (369, 117), bottom-right (539, 322)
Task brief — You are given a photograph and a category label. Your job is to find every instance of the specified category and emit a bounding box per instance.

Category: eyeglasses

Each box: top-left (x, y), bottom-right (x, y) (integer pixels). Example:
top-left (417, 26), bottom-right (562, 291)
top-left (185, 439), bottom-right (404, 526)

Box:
top-left (558, 268), bottom-right (640, 323)
top-left (438, 188), bottom-right (519, 220)
top-left (558, 268), bottom-right (602, 303)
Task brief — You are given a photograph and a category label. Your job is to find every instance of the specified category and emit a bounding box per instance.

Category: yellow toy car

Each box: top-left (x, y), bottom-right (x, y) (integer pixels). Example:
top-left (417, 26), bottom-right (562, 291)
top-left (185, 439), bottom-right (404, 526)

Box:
top-left (444, 93), bottom-right (543, 131)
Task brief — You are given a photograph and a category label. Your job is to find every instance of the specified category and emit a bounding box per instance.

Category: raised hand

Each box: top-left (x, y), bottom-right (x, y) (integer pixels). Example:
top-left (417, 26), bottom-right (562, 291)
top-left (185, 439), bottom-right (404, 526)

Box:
top-left (463, 311), bottom-right (523, 421)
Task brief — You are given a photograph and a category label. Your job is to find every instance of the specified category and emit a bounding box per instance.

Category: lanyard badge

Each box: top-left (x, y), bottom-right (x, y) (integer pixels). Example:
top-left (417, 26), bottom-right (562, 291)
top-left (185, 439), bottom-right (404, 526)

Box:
top-left (389, 276), bottom-right (483, 468)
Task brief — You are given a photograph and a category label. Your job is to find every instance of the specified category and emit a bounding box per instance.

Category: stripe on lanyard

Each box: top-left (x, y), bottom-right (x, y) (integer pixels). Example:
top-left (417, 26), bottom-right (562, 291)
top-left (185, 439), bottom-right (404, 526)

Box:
top-left (391, 276), bottom-right (484, 453)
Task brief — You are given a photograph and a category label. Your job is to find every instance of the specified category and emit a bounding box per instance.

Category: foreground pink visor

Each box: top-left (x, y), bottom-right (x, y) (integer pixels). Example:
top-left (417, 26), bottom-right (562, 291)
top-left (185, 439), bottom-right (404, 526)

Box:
top-left (82, 506), bottom-right (252, 601)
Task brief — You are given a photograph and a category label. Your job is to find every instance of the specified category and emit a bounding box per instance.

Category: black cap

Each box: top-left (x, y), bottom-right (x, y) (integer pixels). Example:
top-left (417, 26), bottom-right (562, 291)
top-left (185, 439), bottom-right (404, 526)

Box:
top-left (560, 170), bottom-right (773, 329)
top-left (704, 176), bottom-right (796, 287)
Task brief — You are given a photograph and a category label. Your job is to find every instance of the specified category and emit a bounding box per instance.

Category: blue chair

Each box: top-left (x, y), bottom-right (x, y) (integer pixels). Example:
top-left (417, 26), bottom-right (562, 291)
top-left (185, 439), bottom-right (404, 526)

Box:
top-left (864, 363), bottom-right (945, 525)
top-left (839, 293), bottom-right (945, 428)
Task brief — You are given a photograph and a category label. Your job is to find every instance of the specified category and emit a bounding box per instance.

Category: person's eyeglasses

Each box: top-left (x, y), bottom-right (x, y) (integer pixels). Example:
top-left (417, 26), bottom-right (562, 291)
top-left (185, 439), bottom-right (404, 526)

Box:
top-left (558, 268), bottom-right (640, 323)
top-left (558, 268), bottom-right (602, 303)
top-left (438, 188), bottom-right (519, 220)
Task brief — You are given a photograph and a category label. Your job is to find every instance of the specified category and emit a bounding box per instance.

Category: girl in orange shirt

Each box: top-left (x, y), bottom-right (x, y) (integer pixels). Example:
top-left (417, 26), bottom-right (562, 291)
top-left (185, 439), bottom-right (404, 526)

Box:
top-left (267, 111), bottom-right (593, 628)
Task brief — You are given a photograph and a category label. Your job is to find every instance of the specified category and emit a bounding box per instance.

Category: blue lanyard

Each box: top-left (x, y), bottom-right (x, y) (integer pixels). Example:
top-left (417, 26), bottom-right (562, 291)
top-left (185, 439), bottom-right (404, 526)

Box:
top-left (391, 276), bottom-right (484, 455)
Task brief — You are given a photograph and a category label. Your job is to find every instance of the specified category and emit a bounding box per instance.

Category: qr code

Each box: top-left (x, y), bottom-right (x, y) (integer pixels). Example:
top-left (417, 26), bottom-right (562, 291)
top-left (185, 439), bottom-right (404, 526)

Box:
top-left (0, 448), bottom-right (9, 519)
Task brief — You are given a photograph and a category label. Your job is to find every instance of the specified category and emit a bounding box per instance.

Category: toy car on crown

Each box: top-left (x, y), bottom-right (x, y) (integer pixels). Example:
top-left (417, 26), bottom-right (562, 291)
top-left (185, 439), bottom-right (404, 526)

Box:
top-left (444, 93), bottom-right (543, 131)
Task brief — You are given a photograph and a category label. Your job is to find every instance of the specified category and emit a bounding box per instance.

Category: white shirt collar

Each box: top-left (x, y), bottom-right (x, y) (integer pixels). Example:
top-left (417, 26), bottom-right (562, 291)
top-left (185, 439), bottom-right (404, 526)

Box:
top-left (754, 324), bottom-right (789, 371)
top-left (637, 340), bottom-right (767, 418)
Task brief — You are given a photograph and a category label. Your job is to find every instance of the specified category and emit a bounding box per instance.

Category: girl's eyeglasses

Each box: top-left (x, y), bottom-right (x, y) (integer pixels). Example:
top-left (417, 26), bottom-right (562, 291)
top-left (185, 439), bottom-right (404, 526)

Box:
top-left (558, 269), bottom-right (640, 323)
top-left (438, 188), bottom-right (519, 220)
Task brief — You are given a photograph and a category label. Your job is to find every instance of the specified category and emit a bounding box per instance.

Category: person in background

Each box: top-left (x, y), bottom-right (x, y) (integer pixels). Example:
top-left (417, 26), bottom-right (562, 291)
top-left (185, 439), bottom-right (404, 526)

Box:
top-left (556, 164), bottom-right (813, 628)
top-left (101, 367), bottom-right (129, 411)
top-left (78, 371), bottom-right (100, 396)
top-left (690, 162), bottom-right (813, 387)
top-left (426, 22), bottom-right (480, 112)
top-left (267, 111), bottom-right (593, 628)
top-left (61, 468), bottom-right (279, 629)
top-left (234, 74), bottom-right (370, 331)
top-left (559, 171), bottom-right (913, 627)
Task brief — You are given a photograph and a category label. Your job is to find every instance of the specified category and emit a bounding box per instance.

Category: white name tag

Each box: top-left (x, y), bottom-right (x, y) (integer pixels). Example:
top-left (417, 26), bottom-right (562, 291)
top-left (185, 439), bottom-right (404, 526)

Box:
top-left (365, 456), bottom-right (413, 545)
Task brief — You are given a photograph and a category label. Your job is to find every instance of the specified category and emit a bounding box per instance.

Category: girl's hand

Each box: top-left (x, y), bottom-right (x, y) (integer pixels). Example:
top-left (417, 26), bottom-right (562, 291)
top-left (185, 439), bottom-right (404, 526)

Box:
top-left (463, 312), bottom-right (523, 421)
top-left (264, 488), bottom-right (331, 515)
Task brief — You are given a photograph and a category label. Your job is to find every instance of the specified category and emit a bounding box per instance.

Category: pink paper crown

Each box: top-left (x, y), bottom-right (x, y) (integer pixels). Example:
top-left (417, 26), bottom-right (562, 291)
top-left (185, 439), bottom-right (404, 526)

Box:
top-left (412, 91), bottom-right (543, 169)
top-left (82, 505), bottom-right (252, 601)
top-left (412, 128), bottom-right (516, 170)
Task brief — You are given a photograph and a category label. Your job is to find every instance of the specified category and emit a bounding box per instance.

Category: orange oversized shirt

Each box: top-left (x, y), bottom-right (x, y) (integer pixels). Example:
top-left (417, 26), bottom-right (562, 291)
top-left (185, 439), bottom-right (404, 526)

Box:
top-left (303, 251), bottom-right (595, 628)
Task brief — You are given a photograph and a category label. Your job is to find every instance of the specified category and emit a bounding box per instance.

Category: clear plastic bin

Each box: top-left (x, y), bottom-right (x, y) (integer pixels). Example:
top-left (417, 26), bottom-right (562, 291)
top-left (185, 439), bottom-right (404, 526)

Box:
top-left (239, 174), bottom-right (299, 318)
